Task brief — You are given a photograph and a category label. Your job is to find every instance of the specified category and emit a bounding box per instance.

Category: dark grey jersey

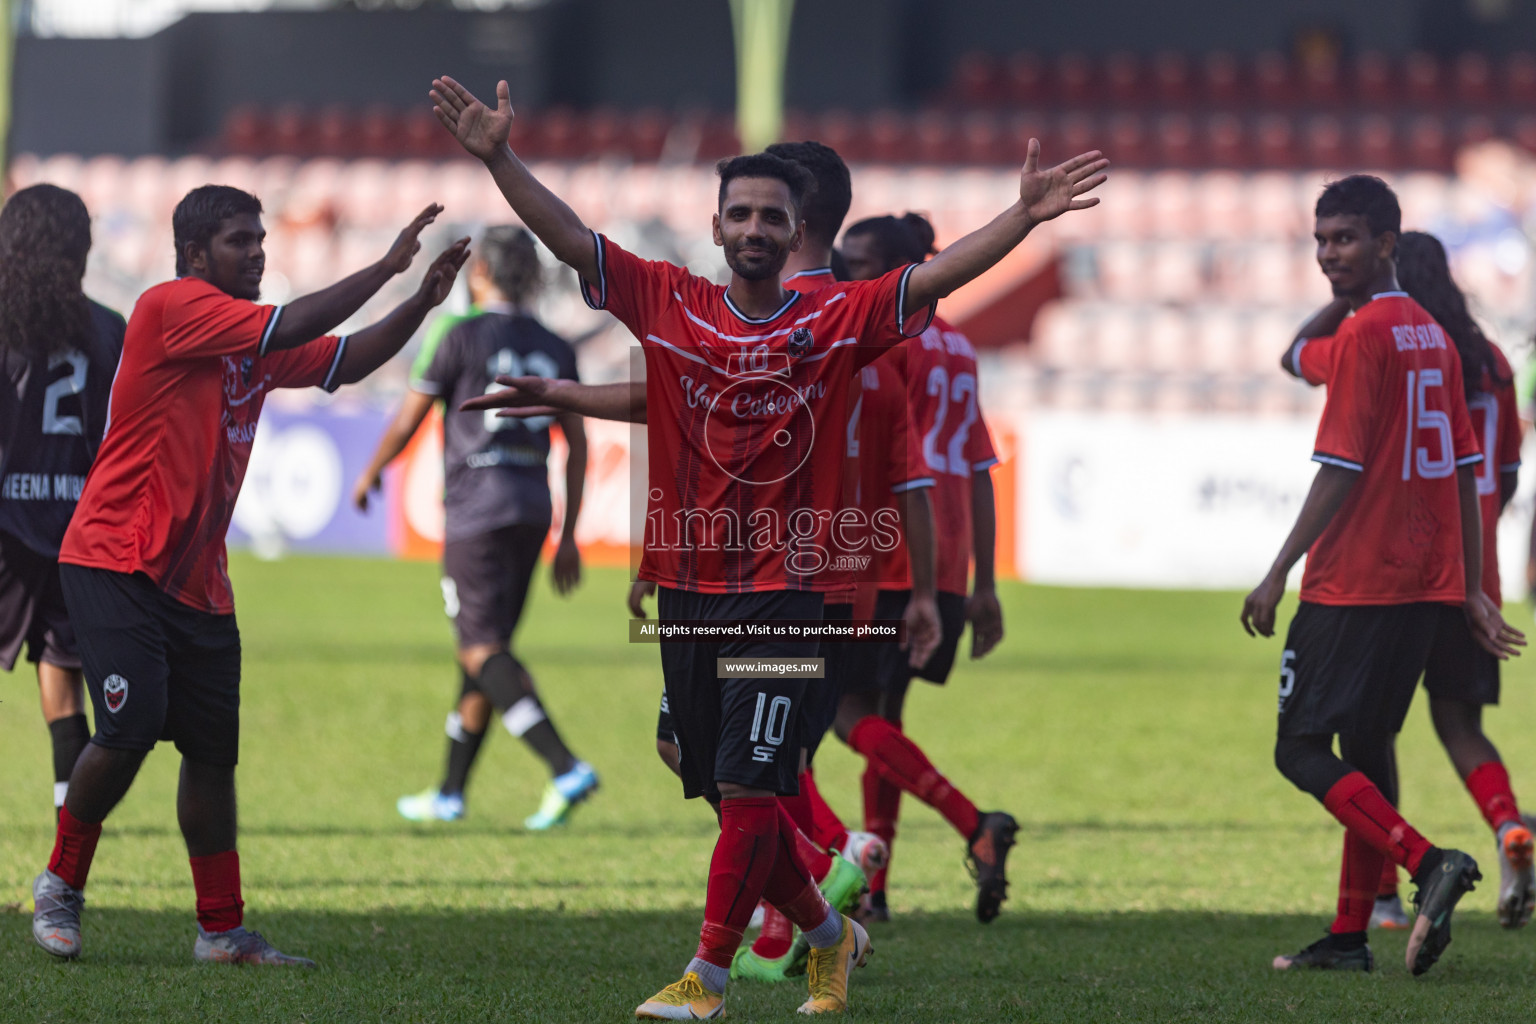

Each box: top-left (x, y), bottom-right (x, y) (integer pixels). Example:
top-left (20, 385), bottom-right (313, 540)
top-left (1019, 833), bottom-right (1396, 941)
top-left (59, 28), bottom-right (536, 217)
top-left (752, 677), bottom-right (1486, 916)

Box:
top-left (412, 311), bottom-right (579, 542)
top-left (0, 301), bottom-right (125, 559)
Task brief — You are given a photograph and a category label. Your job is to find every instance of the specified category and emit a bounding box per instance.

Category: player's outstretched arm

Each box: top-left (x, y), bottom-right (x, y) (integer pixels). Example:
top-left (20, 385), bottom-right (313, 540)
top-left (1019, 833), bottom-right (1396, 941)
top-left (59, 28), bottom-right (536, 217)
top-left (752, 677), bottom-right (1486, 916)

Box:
top-left (269, 204), bottom-right (444, 352)
top-left (430, 77), bottom-right (599, 282)
top-left (1280, 298), bottom-right (1352, 377)
top-left (900, 487), bottom-right (942, 669)
top-left (552, 411), bottom-right (586, 595)
top-left (331, 238), bottom-right (471, 386)
top-left (1240, 464), bottom-right (1357, 638)
top-left (461, 377), bottom-right (647, 424)
top-left (902, 140), bottom-right (1108, 317)
top-left (966, 469), bottom-right (1004, 659)
top-left (1459, 464), bottom-right (1527, 658)
top-left (353, 390), bottom-right (435, 512)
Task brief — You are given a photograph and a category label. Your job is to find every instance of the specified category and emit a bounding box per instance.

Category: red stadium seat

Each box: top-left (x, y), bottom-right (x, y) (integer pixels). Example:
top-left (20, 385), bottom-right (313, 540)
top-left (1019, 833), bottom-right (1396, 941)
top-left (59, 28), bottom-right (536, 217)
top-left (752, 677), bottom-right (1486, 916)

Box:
top-left (270, 106), bottom-right (315, 157)
top-left (358, 106), bottom-right (401, 159)
top-left (1105, 52), bottom-right (1144, 107)
top-left (630, 109), bottom-right (670, 162)
top-left (1512, 114), bottom-right (1536, 156)
top-left (913, 110), bottom-right (954, 164)
top-left (222, 106), bottom-right (271, 157)
top-left (1505, 53), bottom-right (1536, 105)
top-left (953, 50), bottom-right (1002, 105)
top-left (1107, 114), bottom-right (1147, 168)
top-left (1406, 116), bottom-right (1449, 171)
top-left (540, 107), bottom-right (584, 160)
top-left (866, 109), bottom-right (908, 163)
top-left (313, 106), bottom-right (360, 158)
top-left (1202, 51), bottom-right (1245, 105)
top-left (1207, 113), bottom-right (1248, 170)
top-left (1152, 52), bottom-right (1193, 105)
top-left (1354, 51), bottom-right (1396, 106)
top-left (1055, 52), bottom-right (1097, 105)
top-left (1005, 52), bottom-right (1047, 105)
top-left (1155, 113), bottom-right (1198, 168)
top-left (1453, 53), bottom-right (1494, 106)
top-left (1300, 52), bottom-right (1342, 106)
top-left (1404, 52), bottom-right (1443, 106)
top-left (585, 108), bottom-right (627, 158)
top-left (1253, 51), bottom-right (1296, 106)
top-left (697, 114), bottom-right (740, 161)
top-left (1003, 112), bottom-right (1049, 165)
top-left (957, 111), bottom-right (1005, 165)
top-left (1304, 116), bottom-right (1347, 169)
top-left (814, 110), bottom-right (867, 163)
top-left (1357, 115), bottom-right (1398, 169)
top-left (1456, 115), bottom-right (1496, 151)
top-left (1057, 113), bottom-right (1098, 163)
top-left (1254, 115), bottom-right (1296, 169)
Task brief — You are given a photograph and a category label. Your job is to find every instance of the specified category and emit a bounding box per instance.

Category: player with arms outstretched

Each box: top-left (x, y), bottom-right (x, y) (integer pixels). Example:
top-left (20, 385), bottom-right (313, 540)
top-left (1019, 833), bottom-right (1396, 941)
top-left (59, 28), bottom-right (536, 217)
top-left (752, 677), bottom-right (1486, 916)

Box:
top-left (1248, 175), bottom-right (1523, 976)
top-left (433, 75), bottom-right (1105, 1017)
top-left (355, 225), bottom-right (596, 830)
top-left (0, 185), bottom-right (123, 817)
top-left (31, 187), bottom-right (469, 966)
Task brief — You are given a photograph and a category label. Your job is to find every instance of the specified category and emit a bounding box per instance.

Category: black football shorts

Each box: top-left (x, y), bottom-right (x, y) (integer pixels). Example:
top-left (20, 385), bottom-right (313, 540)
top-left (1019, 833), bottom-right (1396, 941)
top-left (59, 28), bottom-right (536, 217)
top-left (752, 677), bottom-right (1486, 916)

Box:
top-left (1276, 601), bottom-right (1444, 739)
top-left (441, 522), bottom-right (548, 649)
top-left (0, 530), bottom-right (78, 671)
top-left (1422, 603), bottom-right (1500, 706)
top-left (844, 588), bottom-right (968, 696)
top-left (656, 688), bottom-right (675, 744)
top-left (800, 601), bottom-right (851, 763)
top-left (59, 564), bottom-right (242, 766)
top-left (656, 586), bottom-right (823, 802)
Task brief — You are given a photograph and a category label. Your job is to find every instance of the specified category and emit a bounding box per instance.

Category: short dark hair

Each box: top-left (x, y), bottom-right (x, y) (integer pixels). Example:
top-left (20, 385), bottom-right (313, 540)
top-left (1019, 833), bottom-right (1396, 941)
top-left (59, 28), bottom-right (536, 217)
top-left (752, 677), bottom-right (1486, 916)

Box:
top-left (715, 152), bottom-right (815, 217)
top-left (481, 225), bottom-right (542, 307)
top-left (843, 212), bottom-right (937, 273)
top-left (173, 185), bottom-right (263, 276)
top-left (765, 141), bottom-right (851, 249)
top-left (1315, 174), bottom-right (1400, 238)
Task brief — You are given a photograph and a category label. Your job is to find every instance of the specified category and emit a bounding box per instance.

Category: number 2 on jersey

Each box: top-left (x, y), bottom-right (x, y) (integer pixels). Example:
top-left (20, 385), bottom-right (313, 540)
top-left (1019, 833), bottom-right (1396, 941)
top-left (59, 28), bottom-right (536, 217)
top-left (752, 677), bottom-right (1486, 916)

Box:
top-left (922, 366), bottom-right (978, 476)
top-left (42, 352), bottom-right (88, 436)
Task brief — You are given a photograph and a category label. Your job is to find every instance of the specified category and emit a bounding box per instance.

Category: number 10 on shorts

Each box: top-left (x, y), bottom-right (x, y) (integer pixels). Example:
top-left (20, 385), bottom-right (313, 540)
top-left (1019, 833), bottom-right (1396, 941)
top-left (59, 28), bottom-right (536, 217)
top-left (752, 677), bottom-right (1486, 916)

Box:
top-left (750, 692), bottom-right (791, 763)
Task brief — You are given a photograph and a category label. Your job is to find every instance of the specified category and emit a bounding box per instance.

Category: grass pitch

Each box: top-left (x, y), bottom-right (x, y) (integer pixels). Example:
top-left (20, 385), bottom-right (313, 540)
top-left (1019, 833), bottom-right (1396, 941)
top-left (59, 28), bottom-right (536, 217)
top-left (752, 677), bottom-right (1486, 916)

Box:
top-left (3, 556), bottom-right (1536, 1021)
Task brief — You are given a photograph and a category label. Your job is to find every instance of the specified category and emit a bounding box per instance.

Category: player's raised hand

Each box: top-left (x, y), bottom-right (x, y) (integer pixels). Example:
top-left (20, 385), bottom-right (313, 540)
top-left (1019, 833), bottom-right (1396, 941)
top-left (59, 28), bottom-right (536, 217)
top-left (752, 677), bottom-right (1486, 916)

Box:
top-left (904, 592), bottom-right (942, 670)
top-left (1466, 591), bottom-right (1527, 659)
top-left (552, 534), bottom-right (582, 596)
top-left (966, 588), bottom-right (1004, 659)
top-left (382, 204), bottom-right (444, 274)
top-left (1018, 139), bottom-right (1109, 226)
top-left (1240, 572), bottom-right (1285, 638)
top-left (431, 77), bottom-right (515, 163)
top-left (415, 237), bottom-right (472, 307)
top-left (459, 374), bottom-right (559, 415)
top-left (628, 580), bottom-right (657, 619)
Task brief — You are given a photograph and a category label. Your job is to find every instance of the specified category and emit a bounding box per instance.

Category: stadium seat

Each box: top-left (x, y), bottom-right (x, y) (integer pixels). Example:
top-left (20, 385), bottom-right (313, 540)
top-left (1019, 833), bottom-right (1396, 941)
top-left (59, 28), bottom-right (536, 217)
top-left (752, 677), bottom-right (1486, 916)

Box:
top-left (1299, 52), bottom-right (1342, 106)
top-left (1357, 115), bottom-right (1398, 169)
top-left (1155, 113), bottom-right (1199, 168)
top-left (958, 111), bottom-right (1006, 165)
top-left (270, 106), bottom-right (316, 157)
top-left (867, 110), bottom-right (910, 164)
top-left (1304, 115), bottom-right (1347, 169)
top-left (630, 109), bottom-right (671, 162)
top-left (1201, 51), bottom-right (1245, 105)
top-left (1192, 306), bottom-right (1246, 374)
top-left (1147, 242), bottom-right (1203, 305)
top-left (1104, 52), bottom-right (1144, 107)
top-left (314, 106), bottom-right (362, 158)
top-left (223, 106), bottom-right (273, 157)
top-left (1512, 114), bottom-right (1536, 156)
top-left (913, 110), bottom-right (955, 165)
top-left (1253, 52), bottom-right (1297, 106)
top-left (1004, 52), bottom-right (1047, 105)
top-left (1095, 240), bottom-right (1145, 302)
top-left (1406, 116), bottom-right (1450, 172)
top-left (1354, 51), bottom-right (1396, 106)
top-left (1453, 53), bottom-right (1495, 106)
top-left (1206, 113), bottom-right (1249, 171)
top-left (1055, 52), bottom-right (1097, 105)
top-left (358, 106), bottom-right (402, 159)
top-left (813, 110), bottom-right (867, 163)
top-left (1145, 172), bottom-right (1194, 238)
top-left (1146, 307), bottom-right (1191, 370)
top-left (1504, 52), bottom-right (1536, 105)
top-left (1107, 115), bottom-right (1148, 168)
top-left (1254, 115), bottom-right (1297, 170)
top-left (1196, 171), bottom-right (1249, 240)
top-left (952, 50), bottom-right (1002, 106)
top-left (1404, 52), bottom-right (1443, 106)
top-left (1152, 52), bottom-right (1194, 106)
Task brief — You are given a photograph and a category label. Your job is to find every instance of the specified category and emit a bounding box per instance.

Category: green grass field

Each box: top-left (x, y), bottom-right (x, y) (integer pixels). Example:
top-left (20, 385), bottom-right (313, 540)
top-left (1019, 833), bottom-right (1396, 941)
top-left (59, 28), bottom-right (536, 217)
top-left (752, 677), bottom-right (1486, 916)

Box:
top-left (3, 556), bottom-right (1536, 1022)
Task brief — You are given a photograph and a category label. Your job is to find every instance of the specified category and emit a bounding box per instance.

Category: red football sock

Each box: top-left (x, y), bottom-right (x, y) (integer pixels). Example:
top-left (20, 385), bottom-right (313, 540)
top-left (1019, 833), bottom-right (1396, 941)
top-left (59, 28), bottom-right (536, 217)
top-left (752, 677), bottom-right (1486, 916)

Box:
top-left (1323, 772), bottom-right (1433, 874)
top-left (1332, 830), bottom-right (1385, 934)
top-left (47, 805), bottom-right (103, 892)
top-left (850, 715), bottom-right (979, 837)
top-left (189, 849), bottom-right (244, 934)
top-left (794, 823), bottom-right (835, 882)
top-left (1465, 761), bottom-right (1522, 834)
top-left (762, 806), bottom-right (833, 931)
top-left (750, 904), bottom-right (794, 959)
top-left (696, 797), bottom-right (778, 970)
top-left (861, 760), bottom-right (901, 895)
top-left (801, 768), bottom-right (850, 852)
top-left (1378, 856), bottom-right (1399, 898)
top-left (779, 787), bottom-right (815, 840)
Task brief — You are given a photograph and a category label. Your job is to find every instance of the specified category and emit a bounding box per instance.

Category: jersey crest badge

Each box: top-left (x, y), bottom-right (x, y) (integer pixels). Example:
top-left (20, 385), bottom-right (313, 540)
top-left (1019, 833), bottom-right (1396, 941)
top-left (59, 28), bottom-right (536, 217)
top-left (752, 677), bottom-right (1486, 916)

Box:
top-left (103, 674), bottom-right (129, 714)
top-left (787, 327), bottom-right (814, 358)
top-left (240, 357), bottom-right (254, 386)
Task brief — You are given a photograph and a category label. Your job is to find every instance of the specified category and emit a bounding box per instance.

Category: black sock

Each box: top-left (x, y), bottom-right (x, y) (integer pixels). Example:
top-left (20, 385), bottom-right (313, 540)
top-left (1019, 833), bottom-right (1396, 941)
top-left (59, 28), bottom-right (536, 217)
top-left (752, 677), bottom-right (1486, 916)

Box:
top-left (519, 718), bottom-right (578, 777)
top-left (440, 711), bottom-right (487, 797)
top-left (478, 653), bottom-right (579, 775)
top-left (1411, 847), bottom-right (1446, 889)
top-left (47, 714), bottom-right (90, 806)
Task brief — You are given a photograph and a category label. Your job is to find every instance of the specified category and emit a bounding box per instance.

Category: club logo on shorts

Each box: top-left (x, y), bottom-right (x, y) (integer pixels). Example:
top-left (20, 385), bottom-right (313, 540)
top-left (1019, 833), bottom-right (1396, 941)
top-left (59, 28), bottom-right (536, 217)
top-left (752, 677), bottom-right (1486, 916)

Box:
top-left (787, 327), bottom-right (814, 358)
top-left (103, 674), bottom-right (128, 714)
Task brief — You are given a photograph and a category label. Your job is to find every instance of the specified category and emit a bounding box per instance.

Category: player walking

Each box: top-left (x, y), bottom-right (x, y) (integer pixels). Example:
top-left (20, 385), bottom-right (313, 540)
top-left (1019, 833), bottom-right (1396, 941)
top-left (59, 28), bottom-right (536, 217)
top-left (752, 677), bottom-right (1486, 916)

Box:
top-left (1358, 231), bottom-right (1533, 930)
top-left (434, 75), bottom-right (1104, 1017)
top-left (1246, 175), bottom-right (1523, 975)
top-left (354, 225), bottom-right (596, 830)
top-left (30, 186), bottom-right (469, 965)
top-left (0, 185), bottom-right (123, 817)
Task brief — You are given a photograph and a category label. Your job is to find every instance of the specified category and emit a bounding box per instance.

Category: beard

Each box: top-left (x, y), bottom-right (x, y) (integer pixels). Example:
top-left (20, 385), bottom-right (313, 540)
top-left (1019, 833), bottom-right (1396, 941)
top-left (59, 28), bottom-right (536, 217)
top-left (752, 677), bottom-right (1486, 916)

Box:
top-left (724, 238), bottom-right (789, 281)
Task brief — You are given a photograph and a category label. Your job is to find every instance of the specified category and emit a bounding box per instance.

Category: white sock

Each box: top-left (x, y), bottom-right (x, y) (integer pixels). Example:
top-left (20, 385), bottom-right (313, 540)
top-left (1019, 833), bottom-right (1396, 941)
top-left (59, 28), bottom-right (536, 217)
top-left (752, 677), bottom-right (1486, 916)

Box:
top-left (685, 956), bottom-right (728, 994)
top-left (802, 907), bottom-right (843, 949)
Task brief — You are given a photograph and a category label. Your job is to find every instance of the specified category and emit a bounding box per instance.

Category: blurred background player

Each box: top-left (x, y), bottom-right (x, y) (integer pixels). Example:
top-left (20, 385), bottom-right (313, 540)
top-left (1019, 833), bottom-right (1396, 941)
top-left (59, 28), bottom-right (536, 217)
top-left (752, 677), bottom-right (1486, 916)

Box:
top-left (0, 185), bottom-right (123, 818)
top-left (1363, 231), bottom-right (1534, 931)
top-left (32, 187), bottom-right (468, 966)
top-left (1251, 175), bottom-right (1519, 976)
top-left (831, 212), bottom-right (1015, 926)
top-left (354, 225), bottom-right (596, 830)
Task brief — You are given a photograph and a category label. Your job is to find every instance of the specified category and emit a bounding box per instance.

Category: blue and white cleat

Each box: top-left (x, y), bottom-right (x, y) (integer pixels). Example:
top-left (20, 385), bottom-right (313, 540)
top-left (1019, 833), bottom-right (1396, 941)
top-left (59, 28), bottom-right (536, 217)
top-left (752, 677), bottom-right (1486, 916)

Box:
top-left (396, 788), bottom-right (465, 822)
top-left (524, 761), bottom-right (599, 830)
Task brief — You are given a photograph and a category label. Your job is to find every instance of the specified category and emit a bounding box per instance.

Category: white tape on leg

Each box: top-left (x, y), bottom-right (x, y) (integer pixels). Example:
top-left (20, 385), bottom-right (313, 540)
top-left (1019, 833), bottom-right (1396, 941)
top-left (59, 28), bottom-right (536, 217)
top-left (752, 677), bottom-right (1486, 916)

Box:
top-left (502, 696), bottom-right (547, 737)
top-left (445, 711), bottom-right (469, 743)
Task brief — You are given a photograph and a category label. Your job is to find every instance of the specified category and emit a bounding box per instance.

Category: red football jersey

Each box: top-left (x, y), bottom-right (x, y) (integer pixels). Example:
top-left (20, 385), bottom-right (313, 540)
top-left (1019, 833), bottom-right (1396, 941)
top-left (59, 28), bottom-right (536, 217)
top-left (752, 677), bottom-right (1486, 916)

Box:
top-left (1295, 292), bottom-right (1481, 605)
top-left (1468, 343), bottom-right (1522, 604)
top-left (583, 236), bottom-right (933, 593)
top-left (874, 317), bottom-right (999, 596)
top-left (60, 277), bottom-right (346, 614)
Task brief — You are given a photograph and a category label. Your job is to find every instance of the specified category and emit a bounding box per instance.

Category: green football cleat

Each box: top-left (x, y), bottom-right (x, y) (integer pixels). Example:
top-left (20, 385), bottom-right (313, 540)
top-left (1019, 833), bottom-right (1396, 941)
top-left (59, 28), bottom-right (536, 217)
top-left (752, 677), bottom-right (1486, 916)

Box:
top-left (524, 762), bottom-right (599, 830)
top-left (730, 941), bottom-right (799, 983)
top-left (782, 857), bottom-right (870, 978)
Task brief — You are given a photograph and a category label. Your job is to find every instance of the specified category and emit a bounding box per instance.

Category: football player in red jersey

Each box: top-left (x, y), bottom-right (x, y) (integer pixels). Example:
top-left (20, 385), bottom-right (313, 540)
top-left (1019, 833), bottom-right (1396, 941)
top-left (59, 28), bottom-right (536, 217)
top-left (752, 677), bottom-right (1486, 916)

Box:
top-left (434, 75), bottom-right (1105, 1017)
top-left (832, 212), bottom-right (1015, 926)
top-left (0, 186), bottom-right (123, 819)
top-left (1248, 176), bottom-right (1523, 976)
top-left (31, 186), bottom-right (469, 966)
top-left (1357, 232), bottom-right (1533, 931)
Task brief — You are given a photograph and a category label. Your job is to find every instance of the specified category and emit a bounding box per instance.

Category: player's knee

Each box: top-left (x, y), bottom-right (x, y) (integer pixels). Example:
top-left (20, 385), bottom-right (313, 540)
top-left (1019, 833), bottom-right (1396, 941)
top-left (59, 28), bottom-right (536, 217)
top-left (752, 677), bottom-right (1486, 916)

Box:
top-left (475, 650), bottom-right (530, 711)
